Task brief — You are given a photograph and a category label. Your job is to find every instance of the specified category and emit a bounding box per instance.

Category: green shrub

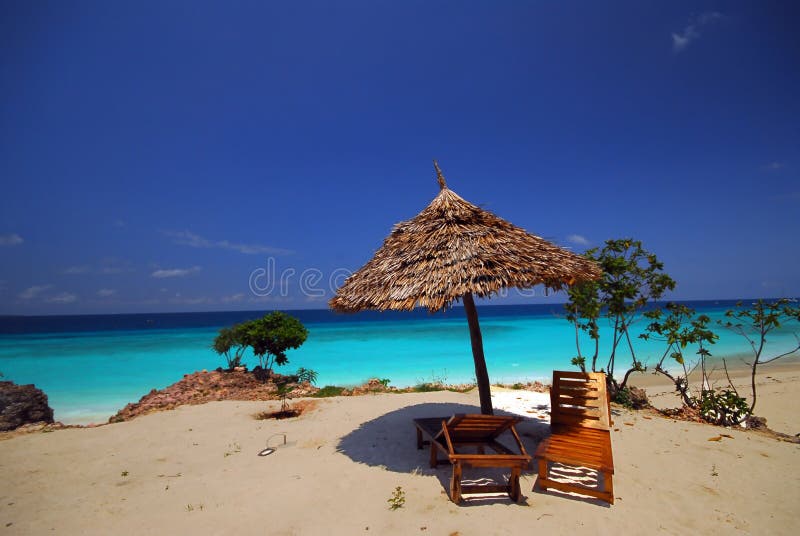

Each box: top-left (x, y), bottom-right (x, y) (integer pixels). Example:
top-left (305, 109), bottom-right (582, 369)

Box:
top-left (412, 382), bottom-right (444, 393)
top-left (613, 386), bottom-right (634, 408)
top-left (696, 389), bottom-right (749, 426)
top-left (313, 386), bottom-right (347, 398)
top-left (446, 384), bottom-right (476, 393)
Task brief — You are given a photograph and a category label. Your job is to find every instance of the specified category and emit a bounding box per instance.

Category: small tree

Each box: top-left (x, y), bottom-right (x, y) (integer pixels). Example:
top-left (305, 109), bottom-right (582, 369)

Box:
top-left (244, 312), bottom-right (308, 377)
top-left (566, 238), bottom-right (675, 397)
top-left (212, 324), bottom-right (249, 370)
top-left (643, 299), bottom-right (800, 426)
top-left (275, 367), bottom-right (318, 413)
top-left (639, 302), bottom-right (744, 423)
top-left (719, 299), bottom-right (800, 422)
top-left (295, 367), bottom-right (318, 385)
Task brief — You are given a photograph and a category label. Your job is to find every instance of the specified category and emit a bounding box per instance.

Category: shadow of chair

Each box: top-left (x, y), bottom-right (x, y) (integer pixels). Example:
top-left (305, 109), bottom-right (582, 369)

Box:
top-left (336, 402), bottom-right (549, 505)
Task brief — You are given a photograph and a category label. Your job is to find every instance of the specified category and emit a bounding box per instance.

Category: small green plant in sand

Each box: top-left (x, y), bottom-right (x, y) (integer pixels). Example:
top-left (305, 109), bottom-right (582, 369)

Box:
top-left (224, 442), bottom-right (241, 457)
top-left (275, 367), bottom-right (318, 414)
top-left (120, 470), bottom-right (129, 477)
top-left (387, 486), bottom-right (406, 510)
top-left (275, 383), bottom-right (294, 413)
top-left (378, 378), bottom-right (391, 388)
top-left (711, 465), bottom-right (719, 477)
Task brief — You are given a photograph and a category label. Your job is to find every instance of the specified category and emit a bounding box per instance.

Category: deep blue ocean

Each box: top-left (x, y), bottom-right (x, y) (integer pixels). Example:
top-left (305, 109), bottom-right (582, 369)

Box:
top-left (1, 300), bottom-right (798, 424)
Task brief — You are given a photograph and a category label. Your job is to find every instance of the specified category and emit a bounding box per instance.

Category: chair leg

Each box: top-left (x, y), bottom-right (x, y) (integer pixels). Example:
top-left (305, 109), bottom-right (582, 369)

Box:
top-left (416, 428), bottom-right (423, 450)
top-left (509, 467), bottom-right (521, 502)
top-left (429, 444), bottom-right (438, 468)
top-left (537, 459), bottom-right (549, 491)
top-left (450, 463), bottom-right (462, 503)
top-left (605, 471), bottom-right (614, 505)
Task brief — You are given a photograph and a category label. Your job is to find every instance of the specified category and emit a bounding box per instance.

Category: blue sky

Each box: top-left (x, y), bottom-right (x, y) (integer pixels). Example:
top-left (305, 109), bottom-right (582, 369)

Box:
top-left (1, 1), bottom-right (798, 315)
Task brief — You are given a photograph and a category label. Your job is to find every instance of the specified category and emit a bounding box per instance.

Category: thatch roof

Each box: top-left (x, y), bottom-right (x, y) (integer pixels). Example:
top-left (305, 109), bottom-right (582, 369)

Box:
top-left (330, 162), bottom-right (602, 313)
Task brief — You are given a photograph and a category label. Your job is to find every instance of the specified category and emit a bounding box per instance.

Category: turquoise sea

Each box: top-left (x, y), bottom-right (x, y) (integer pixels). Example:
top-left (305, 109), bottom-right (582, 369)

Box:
top-left (1, 301), bottom-right (798, 424)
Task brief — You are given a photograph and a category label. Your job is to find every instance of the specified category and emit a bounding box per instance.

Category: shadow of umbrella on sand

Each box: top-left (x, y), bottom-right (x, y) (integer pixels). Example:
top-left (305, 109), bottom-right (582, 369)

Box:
top-left (330, 162), bottom-right (601, 414)
top-left (336, 402), bottom-right (551, 504)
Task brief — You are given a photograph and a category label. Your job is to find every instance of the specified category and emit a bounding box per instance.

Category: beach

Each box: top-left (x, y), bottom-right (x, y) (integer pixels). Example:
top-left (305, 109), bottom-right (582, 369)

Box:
top-left (1, 367), bottom-right (798, 535)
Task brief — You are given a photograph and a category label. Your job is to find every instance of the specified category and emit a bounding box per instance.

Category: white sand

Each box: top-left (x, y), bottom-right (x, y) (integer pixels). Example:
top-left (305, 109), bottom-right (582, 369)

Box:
top-left (491, 388), bottom-right (551, 421)
top-left (1, 371), bottom-right (798, 535)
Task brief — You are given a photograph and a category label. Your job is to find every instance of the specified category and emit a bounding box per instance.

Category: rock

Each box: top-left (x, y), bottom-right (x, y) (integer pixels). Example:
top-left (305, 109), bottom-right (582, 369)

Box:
top-left (351, 378), bottom-right (390, 395)
top-left (745, 415), bottom-right (768, 430)
top-left (628, 386), bottom-right (650, 409)
top-left (0, 381), bottom-right (55, 432)
top-left (108, 370), bottom-right (321, 423)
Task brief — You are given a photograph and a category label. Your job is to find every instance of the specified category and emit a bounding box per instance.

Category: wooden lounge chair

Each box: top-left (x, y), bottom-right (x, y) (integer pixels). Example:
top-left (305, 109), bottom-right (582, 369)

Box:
top-left (534, 371), bottom-right (615, 504)
top-left (413, 414), bottom-right (531, 503)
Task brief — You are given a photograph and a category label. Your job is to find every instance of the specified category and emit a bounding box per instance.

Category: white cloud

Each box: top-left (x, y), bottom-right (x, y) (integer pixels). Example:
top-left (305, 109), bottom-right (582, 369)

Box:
top-left (566, 234), bottom-right (590, 246)
top-left (46, 292), bottom-right (78, 304)
top-left (64, 259), bottom-right (135, 275)
top-left (64, 265), bottom-right (92, 275)
top-left (765, 161), bottom-right (784, 170)
top-left (151, 266), bottom-right (202, 278)
top-left (168, 295), bottom-right (213, 305)
top-left (248, 295), bottom-right (292, 304)
top-left (697, 12), bottom-right (723, 24)
top-left (672, 12), bottom-right (722, 52)
top-left (221, 293), bottom-right (245, 303)
top-left (97, 288), bottom-right (117, 297)
top-left (99, 258), bottom-right (135, 274)
top-left (18, 285), bottom-right (53, 300)
top-left (164, 230), bottom-right (292, 255)
top-left (671, 31), bottom-right (695, 52)
top-left (0, 233), bottom-right (23, 246)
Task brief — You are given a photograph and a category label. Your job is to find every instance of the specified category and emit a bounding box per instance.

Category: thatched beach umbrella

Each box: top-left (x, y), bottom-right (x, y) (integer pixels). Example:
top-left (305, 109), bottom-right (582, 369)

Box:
top-left (330, 162), bottom-right (602, 414)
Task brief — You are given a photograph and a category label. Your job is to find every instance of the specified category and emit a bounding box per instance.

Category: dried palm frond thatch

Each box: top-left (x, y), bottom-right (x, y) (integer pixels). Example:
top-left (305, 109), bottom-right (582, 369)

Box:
top-left (330, 164), bottom-right (600, 313)
top-left (330, 161), bottom-right (602, 414)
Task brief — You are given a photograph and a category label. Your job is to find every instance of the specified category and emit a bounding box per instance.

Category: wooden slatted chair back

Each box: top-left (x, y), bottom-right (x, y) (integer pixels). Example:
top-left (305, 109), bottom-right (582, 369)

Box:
top-left (549, 371), bottom-right (611, 430)
top-left (445, 414), bottom-right (519, 442)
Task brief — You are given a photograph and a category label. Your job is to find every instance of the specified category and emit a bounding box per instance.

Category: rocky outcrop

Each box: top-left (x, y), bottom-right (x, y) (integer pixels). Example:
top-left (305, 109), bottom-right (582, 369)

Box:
top-left (350, 378), bottom-right (393, 395)
top-left (109, 370), bottom-right (319, 423)
top-left (0, 381), bottom-right (55, 431)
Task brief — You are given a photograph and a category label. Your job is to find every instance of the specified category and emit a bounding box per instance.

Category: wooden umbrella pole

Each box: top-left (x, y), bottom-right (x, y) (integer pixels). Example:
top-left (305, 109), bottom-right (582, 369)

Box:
top-left (463, 292), bottom-right (493, 415)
